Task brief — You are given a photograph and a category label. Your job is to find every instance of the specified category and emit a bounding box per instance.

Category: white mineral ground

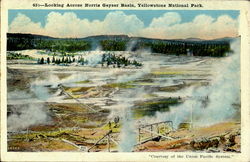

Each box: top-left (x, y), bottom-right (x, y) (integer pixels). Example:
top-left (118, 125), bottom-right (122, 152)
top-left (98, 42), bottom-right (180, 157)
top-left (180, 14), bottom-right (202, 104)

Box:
top-left (7, 40), bottom-right (240, 152)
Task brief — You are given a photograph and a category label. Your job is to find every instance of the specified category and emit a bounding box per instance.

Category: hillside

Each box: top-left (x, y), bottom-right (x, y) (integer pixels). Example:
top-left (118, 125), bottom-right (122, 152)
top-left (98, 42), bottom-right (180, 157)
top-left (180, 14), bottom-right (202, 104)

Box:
top-left (7, 33), bottom-right (236, 44)
top-left (7, 33), bottom-right (235, 57)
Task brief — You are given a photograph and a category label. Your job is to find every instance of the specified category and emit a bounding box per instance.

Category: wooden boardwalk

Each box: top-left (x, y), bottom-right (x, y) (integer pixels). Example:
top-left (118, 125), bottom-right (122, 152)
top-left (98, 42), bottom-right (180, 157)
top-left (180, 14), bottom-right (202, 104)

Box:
top-left (137, 121), bottom-right (174, 145)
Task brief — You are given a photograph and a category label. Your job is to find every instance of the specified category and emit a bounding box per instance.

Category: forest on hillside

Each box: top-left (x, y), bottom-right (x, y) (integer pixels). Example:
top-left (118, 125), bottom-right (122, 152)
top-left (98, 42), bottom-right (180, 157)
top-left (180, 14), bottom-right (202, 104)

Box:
top-left (7, 33), bottom-right (232, 57)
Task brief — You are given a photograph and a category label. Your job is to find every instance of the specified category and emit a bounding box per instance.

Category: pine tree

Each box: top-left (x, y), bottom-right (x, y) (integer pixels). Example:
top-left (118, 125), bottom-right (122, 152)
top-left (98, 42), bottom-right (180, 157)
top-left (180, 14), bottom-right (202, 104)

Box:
top-left (40, 57), bottom-right (44, 64)
top-left (47, 57), bottom-right (50, 64)
top-left (52, 56), bottom-right (55, 63)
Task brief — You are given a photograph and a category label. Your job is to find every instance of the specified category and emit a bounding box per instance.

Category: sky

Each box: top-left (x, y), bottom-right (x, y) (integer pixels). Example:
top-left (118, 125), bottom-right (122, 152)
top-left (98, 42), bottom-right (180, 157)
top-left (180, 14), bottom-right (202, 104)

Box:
top-left (8, 10), bottom-right (239, 39)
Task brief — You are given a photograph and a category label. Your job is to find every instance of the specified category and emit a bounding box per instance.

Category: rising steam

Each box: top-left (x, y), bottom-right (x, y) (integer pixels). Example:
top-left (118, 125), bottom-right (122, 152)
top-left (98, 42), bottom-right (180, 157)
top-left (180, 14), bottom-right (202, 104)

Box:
top-left (7, 104), bottom-right (49, 131)
top-left (115, 88), bottom-right (148, 152)
top-left (144, 38), bottom-right (240, 128)
top-left (118, 102), bottom-right (137, 152)
top-left (193, 38), bottom-right (240, 126)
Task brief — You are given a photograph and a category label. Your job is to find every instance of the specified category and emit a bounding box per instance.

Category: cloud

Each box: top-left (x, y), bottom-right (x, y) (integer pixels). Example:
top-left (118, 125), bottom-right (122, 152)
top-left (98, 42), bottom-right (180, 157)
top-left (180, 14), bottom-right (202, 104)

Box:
top-left (9, 13), bottom-right (44, 34)
top-left (149, 12), bottom-right (181, 28)
top-left (140, 13), bottom-right (238, 39)
top-left (9, 11), bottom-right (238, 39)
top-left (103, 11), bottom-right (144, 35)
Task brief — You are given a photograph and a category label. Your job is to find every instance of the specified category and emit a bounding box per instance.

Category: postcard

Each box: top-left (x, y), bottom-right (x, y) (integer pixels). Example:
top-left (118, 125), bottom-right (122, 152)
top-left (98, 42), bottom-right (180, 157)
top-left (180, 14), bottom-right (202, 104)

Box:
top-left (1, 0), bottom-right (250, 161)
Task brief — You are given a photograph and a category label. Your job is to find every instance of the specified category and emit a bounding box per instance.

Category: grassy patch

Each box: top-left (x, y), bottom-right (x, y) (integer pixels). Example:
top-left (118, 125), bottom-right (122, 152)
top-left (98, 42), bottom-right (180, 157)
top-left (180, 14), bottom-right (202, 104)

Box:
top-left (64, 86), bottom-right (93, 93)
top-left (102, 122), bottom-right (121, 133)
top-left (143, 94), bottom-right (158, 98)
top-left (152, 71), bottom-right (186, 75)
top-left (74, 80), bottom-right (92, 84)
top-left (38, 51), bottom-right (48, 55)
top-left (10, 129), bottom-right (73, 140)
top-left (133, 98), bottom-right (181, 118)
top-left (7, 52), bottom-right (34, 60)
top-left (136, 98), bottom-right (180, 107)
top-left (159, 82), bottom-right (207, 92)
top-left (159, 85), bottom-right (186, 92)
top-left (135, 82), bottom-right (157, 86)
top-left (69, 94), bottom-right (84, 99)
top-left (49, 103), bottom-right (87, 113)
top-left (8, 139), bottom-right (78, 151)
top-left (103, 82), bottom-right (135, 89)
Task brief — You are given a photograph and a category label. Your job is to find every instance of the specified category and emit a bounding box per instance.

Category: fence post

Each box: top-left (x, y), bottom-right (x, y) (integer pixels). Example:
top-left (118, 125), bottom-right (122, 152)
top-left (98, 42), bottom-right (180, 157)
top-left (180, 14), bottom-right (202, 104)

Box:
top-left (157, 124), bottom-right (159, 134)
top-left (151, 125), bottom-right (153, 138)
top-left (107, 134), bottom-right (110, 152)
top-left (138, 128), bottom-right (141, 143)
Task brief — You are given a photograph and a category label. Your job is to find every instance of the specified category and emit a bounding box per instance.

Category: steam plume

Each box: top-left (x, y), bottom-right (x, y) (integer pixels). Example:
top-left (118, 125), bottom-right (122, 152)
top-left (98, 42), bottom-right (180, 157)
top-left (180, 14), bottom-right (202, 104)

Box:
top-left (145, 38), bottom-right (240, 128)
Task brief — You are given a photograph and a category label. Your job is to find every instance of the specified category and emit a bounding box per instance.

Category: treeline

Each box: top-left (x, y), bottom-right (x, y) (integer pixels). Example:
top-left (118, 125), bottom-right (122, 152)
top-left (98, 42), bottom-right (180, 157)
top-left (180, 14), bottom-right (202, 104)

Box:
top-left (35, 40), bottom-right (91, 52)
top-left (100, 40), bottom-right (127, 51)
top-left (7, 38), bottom-right (91, 52)
top-left (101, 53), bottom-right (142, 68)
top-left (98, 40), bottom-right (231, 57)
top-left (7, 52), bottom-right (33, 60)
top-left (37, 56), bottom-right (78, 65)
top-left (37, 53), bottom-right (142, 68)
top-left (127, 41), bottom-right (230, 57)
top-left (7, 33), bottom-right (232, 57)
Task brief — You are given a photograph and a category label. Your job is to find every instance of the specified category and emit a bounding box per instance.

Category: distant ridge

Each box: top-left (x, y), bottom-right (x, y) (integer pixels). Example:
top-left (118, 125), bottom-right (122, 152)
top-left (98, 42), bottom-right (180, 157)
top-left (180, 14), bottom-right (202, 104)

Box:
top-left (7, 32), bottom-right (237, 43)
top-left (7, 33), bottom-right (56, 40)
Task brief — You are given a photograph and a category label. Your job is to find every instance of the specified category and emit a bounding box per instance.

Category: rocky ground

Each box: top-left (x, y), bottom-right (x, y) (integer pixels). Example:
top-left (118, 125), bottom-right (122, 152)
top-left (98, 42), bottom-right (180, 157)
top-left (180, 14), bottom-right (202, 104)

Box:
top-left (6, 50), bottom-right (241, 153)
top-left (135, 121), bottom-right (240, 153)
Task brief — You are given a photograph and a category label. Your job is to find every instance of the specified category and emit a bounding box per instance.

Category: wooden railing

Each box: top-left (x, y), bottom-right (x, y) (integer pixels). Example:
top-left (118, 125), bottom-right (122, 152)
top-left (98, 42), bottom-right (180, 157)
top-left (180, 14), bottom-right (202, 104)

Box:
top-left (137, 121), bottom-right (173, 144)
